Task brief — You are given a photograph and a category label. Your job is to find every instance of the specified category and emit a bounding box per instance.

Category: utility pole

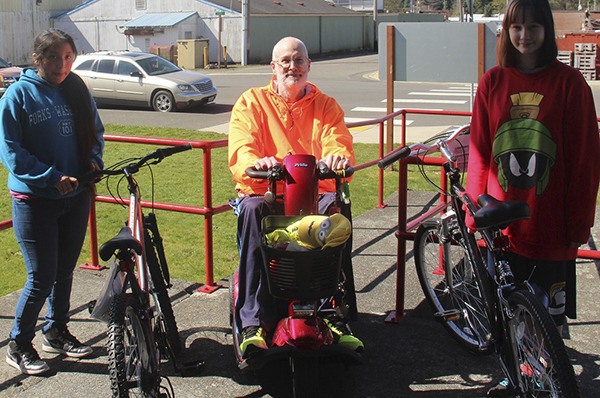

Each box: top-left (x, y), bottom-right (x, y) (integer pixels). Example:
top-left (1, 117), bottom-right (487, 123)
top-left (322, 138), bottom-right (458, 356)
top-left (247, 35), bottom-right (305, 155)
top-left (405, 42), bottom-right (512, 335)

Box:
top-left (242, 0), bottom-right (249, 65)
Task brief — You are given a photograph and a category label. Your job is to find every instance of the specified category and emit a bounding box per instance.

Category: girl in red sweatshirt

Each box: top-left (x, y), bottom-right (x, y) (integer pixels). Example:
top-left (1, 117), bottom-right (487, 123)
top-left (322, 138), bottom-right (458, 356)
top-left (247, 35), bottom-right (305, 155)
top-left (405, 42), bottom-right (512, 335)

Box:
top-left (466, 0), bottom-right (600, 335)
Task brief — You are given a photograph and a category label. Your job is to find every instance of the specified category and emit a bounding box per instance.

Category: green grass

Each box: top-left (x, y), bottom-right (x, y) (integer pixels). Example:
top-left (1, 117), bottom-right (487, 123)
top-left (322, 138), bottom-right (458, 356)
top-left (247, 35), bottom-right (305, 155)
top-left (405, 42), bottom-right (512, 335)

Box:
top-left (0, 125), bottom-right (432, 296)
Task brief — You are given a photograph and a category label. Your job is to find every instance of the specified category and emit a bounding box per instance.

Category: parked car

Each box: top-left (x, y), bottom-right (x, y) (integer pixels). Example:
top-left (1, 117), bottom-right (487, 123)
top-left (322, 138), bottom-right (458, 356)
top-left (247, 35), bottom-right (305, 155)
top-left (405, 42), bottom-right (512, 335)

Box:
top-left (0, 56), bottom-right (22, 98)
top-left (72, 51), bottom-right (217, 112)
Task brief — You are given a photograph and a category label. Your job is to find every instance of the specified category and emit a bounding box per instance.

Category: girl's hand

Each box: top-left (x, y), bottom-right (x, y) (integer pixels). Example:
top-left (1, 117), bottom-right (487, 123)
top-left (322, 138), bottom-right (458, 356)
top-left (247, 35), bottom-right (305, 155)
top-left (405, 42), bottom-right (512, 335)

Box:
top-left (55, 175), bottom-right (78, 195)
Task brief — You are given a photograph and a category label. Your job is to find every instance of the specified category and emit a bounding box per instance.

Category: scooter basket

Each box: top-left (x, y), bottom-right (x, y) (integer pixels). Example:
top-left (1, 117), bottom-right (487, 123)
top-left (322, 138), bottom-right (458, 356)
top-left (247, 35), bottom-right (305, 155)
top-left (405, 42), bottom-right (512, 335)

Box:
top-left (260, 215), bottom-right (344, 301)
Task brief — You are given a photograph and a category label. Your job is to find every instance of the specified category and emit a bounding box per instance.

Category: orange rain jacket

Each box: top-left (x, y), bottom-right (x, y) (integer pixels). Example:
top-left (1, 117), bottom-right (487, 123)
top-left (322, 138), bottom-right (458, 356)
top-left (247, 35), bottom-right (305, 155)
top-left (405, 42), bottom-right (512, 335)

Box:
top-left (228, 79), bottom-right (354, 196)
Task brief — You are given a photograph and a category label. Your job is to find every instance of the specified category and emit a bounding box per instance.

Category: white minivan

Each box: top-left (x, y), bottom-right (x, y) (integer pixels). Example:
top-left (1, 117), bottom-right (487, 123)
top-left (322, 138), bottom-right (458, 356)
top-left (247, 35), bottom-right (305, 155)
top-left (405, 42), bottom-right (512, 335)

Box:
top-left (72, 51), bottom-right (217, 112)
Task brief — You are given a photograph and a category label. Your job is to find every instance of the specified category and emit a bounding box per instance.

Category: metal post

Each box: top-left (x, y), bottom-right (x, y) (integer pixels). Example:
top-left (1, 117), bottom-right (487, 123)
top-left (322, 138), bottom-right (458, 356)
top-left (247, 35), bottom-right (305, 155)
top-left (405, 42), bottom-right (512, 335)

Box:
top-left (241, 0), bottom-right (249, 65)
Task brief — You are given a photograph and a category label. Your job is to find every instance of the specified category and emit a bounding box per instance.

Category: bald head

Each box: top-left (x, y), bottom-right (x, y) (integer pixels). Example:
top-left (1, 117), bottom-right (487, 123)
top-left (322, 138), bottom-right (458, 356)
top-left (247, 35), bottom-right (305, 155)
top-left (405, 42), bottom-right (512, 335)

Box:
top-left (272, 37), bottom-right (309, 61)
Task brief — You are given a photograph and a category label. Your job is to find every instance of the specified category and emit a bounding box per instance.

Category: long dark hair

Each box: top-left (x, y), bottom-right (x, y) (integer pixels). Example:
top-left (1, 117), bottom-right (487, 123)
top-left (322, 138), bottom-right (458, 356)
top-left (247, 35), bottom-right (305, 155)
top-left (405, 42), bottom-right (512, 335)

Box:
top-left (497, 0), bottom-right (558, 68)
top-left (33, 29), bottom-right (99, 172)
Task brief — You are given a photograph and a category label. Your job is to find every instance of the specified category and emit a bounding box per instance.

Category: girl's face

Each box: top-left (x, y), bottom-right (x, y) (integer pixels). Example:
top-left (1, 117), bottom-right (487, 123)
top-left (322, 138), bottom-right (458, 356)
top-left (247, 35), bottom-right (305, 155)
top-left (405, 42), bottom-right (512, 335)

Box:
top-left (34, 42), bottom-right (75, 86)
top-left (508, 10), bottom-right (545, 58)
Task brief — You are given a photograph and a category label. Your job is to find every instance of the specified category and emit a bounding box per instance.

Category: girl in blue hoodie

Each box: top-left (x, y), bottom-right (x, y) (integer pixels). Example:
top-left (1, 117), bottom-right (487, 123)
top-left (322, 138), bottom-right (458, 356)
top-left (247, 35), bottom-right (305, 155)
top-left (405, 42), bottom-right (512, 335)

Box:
top-left (0, 29), bottom-right (104, 375)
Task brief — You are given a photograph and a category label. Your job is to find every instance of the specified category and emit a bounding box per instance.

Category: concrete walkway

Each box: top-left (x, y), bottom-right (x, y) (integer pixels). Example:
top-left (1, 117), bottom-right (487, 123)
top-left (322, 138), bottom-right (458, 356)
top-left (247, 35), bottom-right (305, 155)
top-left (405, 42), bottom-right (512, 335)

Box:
top-left (0, 191), bottom-right (599, 397)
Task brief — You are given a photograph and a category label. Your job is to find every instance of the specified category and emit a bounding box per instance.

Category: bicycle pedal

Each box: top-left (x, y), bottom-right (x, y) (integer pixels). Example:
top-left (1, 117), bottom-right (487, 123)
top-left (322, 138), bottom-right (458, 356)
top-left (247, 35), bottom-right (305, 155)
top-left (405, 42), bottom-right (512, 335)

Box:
top-left (434, 309), bottom-right (462, 322)
top-left (176, 359), bottom-right (205, 376)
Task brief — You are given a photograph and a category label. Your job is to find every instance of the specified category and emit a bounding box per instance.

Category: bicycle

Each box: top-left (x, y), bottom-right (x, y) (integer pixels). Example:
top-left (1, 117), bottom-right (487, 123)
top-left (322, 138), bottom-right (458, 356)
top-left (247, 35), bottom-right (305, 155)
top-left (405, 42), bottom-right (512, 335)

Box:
top-left (378, 124), bottom-right (580, 397)
top-left (86, 143), bottom-right (199, 397)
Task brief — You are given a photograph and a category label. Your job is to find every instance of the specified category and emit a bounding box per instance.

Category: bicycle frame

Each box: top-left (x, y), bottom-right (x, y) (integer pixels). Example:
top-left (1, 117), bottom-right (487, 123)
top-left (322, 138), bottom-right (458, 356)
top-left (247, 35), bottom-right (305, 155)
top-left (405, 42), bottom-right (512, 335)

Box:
top-left (124, 173), bottom-right (151, 299)
top-left (92, 144), bottom-right (193, 396)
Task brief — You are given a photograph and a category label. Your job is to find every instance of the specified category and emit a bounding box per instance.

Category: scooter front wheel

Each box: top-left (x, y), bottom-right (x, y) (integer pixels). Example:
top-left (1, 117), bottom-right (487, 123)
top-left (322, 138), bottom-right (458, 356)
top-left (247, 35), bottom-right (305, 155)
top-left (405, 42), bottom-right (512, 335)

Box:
top-left (229, 273), bottom-right (245, 364)
top-left (290, 356), bottom-right (319, 397)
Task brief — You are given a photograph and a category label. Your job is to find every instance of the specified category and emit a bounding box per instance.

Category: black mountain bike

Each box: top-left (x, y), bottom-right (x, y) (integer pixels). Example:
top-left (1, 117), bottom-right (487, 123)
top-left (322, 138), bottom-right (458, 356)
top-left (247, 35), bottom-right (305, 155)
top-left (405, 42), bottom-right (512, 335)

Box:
top-left (87, 144), bottom-right (196, 397)
top-left (378, 125), bottom-right (580, 397)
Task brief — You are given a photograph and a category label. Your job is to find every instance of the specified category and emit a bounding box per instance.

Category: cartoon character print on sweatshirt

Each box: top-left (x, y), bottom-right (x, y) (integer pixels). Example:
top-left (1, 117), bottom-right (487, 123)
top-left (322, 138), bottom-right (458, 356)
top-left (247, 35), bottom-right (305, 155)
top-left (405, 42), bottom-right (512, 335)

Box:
top-left (492, 92), bottom-right (557, 195)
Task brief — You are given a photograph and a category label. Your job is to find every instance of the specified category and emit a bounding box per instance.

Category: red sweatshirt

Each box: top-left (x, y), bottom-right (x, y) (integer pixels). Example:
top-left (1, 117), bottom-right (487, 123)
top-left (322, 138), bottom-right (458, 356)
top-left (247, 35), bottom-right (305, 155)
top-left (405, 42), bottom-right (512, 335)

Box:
top-left (466, 60), bottom-right (600, 261)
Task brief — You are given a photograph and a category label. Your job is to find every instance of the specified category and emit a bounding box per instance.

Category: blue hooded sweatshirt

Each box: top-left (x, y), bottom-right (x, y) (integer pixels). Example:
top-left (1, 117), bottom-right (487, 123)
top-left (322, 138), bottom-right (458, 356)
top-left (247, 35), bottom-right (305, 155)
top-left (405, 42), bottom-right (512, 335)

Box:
top-left (0, 68), bottom-right (104, 199)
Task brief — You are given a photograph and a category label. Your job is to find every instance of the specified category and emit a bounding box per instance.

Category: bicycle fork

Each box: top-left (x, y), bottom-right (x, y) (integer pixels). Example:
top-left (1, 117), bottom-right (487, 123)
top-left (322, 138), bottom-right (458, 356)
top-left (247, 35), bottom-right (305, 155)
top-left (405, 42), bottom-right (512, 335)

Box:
top-left (434, 209), bottom-right (490, 351)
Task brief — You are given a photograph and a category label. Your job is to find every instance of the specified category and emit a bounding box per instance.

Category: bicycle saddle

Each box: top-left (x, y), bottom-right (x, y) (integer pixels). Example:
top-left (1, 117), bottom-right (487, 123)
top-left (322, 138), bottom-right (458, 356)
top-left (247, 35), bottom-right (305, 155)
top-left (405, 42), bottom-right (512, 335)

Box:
top-left (474, 194), bottom-right (530, 230)
top-left (99, 226), bottom-right (144, 261)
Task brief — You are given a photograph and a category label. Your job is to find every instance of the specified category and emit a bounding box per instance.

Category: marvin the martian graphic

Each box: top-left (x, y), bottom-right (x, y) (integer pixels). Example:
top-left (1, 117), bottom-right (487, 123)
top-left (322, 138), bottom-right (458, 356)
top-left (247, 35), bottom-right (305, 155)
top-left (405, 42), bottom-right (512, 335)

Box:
top-left (493, 92), bottom-right (557, 195)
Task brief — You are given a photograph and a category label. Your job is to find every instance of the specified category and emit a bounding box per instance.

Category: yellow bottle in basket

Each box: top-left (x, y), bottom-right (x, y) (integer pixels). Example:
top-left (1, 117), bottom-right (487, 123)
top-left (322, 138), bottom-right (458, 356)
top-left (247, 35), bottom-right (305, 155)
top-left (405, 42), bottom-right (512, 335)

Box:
top-left (266, 213), bottom-right (351, 250)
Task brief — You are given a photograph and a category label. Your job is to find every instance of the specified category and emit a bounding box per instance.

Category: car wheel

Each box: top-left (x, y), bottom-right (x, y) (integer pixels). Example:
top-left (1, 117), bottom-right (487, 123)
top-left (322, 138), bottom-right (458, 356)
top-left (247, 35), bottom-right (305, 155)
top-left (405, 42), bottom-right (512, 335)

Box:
top-left (152, 90), bottom-right (176, 112)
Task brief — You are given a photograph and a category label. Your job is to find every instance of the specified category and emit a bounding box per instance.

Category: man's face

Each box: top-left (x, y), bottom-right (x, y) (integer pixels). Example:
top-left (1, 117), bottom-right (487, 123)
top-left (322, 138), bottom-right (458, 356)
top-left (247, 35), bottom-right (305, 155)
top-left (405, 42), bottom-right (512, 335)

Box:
top-left (271, 41), bottom-right (311, 91)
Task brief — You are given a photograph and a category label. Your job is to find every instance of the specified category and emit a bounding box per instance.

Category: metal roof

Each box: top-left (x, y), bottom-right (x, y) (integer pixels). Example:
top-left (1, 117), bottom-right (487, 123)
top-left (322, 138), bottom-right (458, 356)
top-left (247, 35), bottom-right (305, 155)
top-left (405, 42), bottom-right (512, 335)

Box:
top-left (120, 12), bottom-right (198, 28)
top-left (199, 0), bottom-right (360, 15)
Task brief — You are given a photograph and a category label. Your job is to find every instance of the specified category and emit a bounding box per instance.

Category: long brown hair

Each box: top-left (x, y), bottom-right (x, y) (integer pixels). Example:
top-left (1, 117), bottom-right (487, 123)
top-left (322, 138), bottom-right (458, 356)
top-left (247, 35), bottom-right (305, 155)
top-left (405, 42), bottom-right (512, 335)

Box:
top-left (33, 29), bottom-right (99, 172)
top-left (497, 0), bottom-right (558, 68)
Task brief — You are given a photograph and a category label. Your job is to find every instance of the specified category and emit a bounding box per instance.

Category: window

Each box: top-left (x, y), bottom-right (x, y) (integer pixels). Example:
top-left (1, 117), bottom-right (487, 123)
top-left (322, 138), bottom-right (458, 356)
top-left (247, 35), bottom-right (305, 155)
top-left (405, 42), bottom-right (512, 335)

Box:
top-left (96, 59), bottom-right (115, 74)
top-left (117, 61), bottom-right (139, 76)
top-left (135, 0), bottom-right (146, 10)
top-left (73, 59), bottom-right (94, 71)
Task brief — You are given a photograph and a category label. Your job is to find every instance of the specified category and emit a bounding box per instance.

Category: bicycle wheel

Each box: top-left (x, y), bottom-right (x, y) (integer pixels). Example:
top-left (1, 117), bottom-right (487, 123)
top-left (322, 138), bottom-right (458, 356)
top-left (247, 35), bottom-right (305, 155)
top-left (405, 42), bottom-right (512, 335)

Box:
top-left (145, 231), bottom-right (182, 357)
top-left (108, 293), bottom-right (159, 397)
top-left (414, 219), bottom-right (493, 354)
top-left (504, 289), bottom-right (580, 397)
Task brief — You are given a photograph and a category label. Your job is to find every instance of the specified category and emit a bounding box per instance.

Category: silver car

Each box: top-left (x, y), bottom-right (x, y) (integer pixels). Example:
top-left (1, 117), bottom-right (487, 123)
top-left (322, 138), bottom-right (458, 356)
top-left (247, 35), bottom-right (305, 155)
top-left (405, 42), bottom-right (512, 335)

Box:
top-left (72, 51), bottom-right (217, 112)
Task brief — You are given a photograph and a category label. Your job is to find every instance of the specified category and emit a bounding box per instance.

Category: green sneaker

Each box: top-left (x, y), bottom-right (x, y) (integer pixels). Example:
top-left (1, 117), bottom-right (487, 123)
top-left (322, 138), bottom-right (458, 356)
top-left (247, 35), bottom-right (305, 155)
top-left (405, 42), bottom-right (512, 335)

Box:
top-left (239, 326), bottom-right (267, 356)
top-left (324, 315), bottom-right (365, 352)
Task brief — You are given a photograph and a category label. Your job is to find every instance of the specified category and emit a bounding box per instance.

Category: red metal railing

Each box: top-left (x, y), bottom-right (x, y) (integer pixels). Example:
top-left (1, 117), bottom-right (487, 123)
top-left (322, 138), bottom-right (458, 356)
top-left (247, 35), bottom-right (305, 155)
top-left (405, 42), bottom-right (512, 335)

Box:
top-left (81, 135), bottom-right (229, 293)
top-left (2, 112), bottom-right (599, 308)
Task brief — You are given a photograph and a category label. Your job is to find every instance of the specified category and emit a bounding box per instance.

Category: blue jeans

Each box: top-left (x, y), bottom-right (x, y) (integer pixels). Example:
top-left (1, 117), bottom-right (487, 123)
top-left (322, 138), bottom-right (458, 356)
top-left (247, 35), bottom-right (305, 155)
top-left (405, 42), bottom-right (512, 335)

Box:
top-left (10, 189), bottom-right (91, 343)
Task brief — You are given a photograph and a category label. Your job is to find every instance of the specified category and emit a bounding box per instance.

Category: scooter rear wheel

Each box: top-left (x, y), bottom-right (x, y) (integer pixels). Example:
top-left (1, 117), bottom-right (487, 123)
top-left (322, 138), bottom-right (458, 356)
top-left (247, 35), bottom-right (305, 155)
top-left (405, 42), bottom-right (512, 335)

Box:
top-left (229, 274), bottom-right (244, 364)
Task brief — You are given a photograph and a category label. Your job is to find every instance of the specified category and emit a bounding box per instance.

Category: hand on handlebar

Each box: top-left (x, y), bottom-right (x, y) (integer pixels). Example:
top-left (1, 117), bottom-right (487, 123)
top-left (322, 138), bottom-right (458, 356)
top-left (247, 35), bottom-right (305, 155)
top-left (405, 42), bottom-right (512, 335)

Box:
top-left (253, 156), bottom-right (280, 170)
top-left (55, 175), bottom-right (78, 196)
top-left (320, 154), bottom-right (350, 171)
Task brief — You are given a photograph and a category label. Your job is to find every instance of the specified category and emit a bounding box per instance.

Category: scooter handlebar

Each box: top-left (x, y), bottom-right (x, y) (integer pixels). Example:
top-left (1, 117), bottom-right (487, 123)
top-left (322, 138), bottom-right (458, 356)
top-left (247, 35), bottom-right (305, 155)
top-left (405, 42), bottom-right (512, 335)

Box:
top-left (245, 163), bottom-right (354, 180)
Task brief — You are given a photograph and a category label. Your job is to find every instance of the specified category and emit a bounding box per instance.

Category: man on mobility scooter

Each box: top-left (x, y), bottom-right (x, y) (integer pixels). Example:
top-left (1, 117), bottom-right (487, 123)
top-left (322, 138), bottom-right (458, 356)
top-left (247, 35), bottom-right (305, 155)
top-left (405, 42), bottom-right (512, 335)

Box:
top-left (228, 36), bottom-right (364, 358)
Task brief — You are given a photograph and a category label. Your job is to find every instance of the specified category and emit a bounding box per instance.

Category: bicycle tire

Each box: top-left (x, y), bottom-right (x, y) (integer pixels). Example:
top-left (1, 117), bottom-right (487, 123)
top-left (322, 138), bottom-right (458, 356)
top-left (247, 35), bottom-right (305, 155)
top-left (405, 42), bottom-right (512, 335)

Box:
top-left (414, 219), bottom-right (493, 354)
top-left (107, 293), bottom-right (159, 397)
top-left (504, 289), bottom-right (580, 398)
top-left (145, 230), bottom-right (182, 357)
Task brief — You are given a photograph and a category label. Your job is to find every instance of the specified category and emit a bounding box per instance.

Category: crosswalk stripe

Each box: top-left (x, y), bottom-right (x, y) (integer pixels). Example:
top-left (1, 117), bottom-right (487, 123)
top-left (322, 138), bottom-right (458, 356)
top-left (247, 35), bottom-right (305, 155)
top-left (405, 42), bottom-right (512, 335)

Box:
top-left (345, 117), bottom-right (413, 126)
top-left (387, 99), bottom-right (467, 104)
top-left (407, 91), bottom-right (472, 97)
top-left (351, 106), bottom-right (444, 112)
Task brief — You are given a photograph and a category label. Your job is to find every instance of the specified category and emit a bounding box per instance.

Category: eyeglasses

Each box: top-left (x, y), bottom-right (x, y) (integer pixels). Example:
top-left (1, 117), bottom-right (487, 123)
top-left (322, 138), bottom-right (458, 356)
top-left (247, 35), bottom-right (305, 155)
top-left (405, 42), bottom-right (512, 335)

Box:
top-left (273, 57), bottom-right (308, 70)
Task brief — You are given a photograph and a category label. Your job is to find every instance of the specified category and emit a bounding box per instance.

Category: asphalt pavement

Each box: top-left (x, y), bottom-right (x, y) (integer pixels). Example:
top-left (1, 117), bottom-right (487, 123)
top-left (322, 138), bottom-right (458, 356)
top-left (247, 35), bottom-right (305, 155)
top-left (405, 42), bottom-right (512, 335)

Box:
top-left (0, 189), bottom-right (599, 397)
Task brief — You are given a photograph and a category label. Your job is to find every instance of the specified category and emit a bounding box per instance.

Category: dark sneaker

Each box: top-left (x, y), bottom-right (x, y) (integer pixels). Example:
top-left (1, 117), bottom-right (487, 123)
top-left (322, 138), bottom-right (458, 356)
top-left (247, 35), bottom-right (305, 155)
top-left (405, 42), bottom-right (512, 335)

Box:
top-left (324, 315), bottom-right (365, 352)
top-left (42, 326), bottom-right (93, 358)
top-left (239, 326), bottom-right (267, 356)
top-left (6, 340), bottom-right (50, 375)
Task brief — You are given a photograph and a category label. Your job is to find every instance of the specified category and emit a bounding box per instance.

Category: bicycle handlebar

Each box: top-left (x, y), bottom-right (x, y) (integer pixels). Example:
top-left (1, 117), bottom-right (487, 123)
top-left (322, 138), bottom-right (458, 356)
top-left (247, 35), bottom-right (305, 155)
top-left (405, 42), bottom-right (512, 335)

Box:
top-left (80, 143), bottom-right (192, 184)
top-left (377, 124), bottom-right (470, 168)
top-left (377, 146), bottom-right (411, 169)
